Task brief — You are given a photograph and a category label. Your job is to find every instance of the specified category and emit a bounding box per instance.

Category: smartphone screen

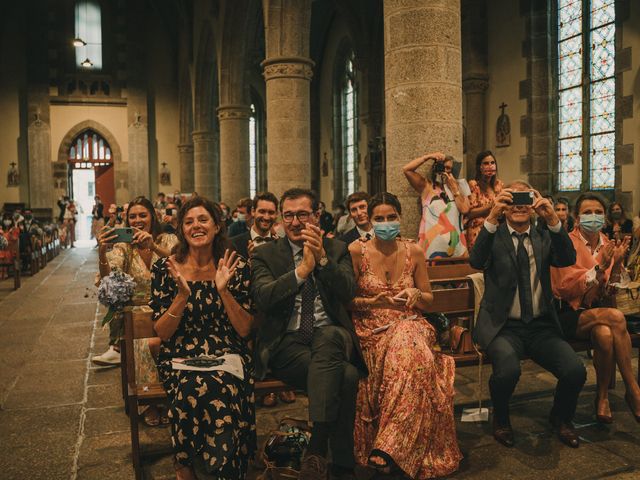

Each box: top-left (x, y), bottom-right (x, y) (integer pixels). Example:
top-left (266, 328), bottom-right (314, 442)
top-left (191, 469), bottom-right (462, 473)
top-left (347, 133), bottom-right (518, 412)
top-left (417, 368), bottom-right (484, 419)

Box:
top-left (108, 227), bottom-right (134, 243)
top-left (166, 208), bottom-right (174, 216)
top-left (511, 191), bottom-right (534, 206)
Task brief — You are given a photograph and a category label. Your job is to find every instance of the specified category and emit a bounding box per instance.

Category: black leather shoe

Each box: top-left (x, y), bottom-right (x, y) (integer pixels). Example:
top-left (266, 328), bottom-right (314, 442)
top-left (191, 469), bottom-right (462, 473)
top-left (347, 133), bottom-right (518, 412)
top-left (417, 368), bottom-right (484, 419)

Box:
top-left (550, 416), bottom-right (580, 448)
top-left (299, 453), bottom-right (328, 480)
top-left (492, 418), bottom-right (515, 448)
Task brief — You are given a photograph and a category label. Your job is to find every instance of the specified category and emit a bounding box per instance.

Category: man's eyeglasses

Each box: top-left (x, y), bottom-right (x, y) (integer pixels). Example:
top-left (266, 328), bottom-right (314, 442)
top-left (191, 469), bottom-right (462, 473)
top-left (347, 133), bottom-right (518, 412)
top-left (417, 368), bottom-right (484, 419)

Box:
top-left (282, 210), bottom-right (314, 223)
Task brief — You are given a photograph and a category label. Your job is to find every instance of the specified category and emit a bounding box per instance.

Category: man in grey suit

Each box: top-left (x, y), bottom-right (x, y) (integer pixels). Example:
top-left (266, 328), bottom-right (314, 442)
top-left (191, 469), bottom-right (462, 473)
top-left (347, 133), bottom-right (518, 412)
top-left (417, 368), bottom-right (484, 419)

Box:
top-left (470, 181), bottom-right (585, 449)
top-left (251, 188), bottom-right (366, 480)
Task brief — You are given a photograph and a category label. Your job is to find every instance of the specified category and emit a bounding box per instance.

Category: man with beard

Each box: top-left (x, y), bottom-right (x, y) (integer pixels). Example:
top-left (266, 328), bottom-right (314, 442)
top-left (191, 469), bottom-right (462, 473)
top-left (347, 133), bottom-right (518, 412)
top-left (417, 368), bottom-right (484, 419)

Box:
top-left (339, 192), bottom-right (374, 246)
top-left (231, 192), bottom-right (297, 407)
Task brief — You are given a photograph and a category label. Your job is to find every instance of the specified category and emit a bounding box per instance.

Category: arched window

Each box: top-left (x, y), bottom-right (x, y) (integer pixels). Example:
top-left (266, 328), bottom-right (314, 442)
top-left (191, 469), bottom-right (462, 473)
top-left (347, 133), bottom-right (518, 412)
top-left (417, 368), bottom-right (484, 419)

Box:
top-left (340, 51), bottom-right (358, 197)
top-left (69, 130), bottom-right (112, 168)
top-left (75, 1), bottom-right (103, 70)
top-left (557, 0), bottom-right (615, 191)
top-left (249, 104), bottom-right (258, 198)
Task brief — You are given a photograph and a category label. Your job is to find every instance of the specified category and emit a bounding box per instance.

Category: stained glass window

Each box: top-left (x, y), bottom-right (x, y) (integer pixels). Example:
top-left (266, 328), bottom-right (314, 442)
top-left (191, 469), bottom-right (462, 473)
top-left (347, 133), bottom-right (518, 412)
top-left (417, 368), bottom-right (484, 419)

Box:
top-left (69, 131), bottom-right (112, 163)
top-left (557, 0), bottom-right (616, 191)
top-left (341, 52), bottom-right (358, 197)
top-left (249, 104), bottom-right (257, 198)
top-left (75, 1), bottom-right (103, 70)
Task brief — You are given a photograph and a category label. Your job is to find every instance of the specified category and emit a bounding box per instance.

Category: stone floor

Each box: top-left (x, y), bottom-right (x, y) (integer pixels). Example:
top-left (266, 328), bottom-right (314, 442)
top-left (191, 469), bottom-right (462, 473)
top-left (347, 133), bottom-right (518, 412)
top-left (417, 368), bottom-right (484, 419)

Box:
top-left (1, 246), bottom-right (640, 479)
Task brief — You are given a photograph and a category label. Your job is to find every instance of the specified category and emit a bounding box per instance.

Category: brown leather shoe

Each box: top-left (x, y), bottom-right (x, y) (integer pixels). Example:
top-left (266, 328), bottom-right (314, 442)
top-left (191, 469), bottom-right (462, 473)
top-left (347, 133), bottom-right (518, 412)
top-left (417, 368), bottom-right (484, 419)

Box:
top-left (492, 418), bottom-right (515, 448)
top-left (278, 390), bottom-right (296, 404)
top-left (299, 453), bottom-right (328, 480)
top-left (550, 416), bottom-right (580, 448)
top-left (260, 393), bottom-right (277, 408)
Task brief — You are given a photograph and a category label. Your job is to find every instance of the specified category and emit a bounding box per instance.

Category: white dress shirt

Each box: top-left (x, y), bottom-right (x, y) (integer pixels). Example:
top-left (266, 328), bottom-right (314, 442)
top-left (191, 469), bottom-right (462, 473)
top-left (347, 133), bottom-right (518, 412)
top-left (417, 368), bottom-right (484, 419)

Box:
top-left (356, 226), bottom-right (374, 240)
top-left (483, 219), bottom-right (562, 319)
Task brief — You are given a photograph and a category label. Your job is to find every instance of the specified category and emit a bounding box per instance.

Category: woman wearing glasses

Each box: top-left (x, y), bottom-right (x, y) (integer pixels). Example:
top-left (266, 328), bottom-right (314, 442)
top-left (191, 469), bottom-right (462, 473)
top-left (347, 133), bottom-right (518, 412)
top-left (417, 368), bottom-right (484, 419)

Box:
top-left (403, 151), bottom-right (471, 259)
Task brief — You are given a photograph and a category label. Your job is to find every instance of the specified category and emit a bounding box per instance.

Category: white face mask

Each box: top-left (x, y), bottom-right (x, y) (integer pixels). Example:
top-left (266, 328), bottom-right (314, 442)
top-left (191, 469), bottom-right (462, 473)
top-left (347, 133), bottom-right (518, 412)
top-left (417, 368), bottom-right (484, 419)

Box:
top-left (236, 213), bottom-right (246, 222)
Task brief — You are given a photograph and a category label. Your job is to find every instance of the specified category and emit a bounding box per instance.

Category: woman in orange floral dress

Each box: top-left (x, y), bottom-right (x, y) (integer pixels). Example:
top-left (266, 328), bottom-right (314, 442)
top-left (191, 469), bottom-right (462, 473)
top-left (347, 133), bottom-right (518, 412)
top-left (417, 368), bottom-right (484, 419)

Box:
top-left (465, 150), bottom-right (503, 250)
top-left (348, 192), bottom-right (462, 479)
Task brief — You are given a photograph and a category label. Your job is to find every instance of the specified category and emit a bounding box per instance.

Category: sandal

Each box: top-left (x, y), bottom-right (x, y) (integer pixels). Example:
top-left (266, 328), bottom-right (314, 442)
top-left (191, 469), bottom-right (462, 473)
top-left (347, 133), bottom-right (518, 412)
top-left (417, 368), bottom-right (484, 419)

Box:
top-left (367, 449), bottom-right (400, 475)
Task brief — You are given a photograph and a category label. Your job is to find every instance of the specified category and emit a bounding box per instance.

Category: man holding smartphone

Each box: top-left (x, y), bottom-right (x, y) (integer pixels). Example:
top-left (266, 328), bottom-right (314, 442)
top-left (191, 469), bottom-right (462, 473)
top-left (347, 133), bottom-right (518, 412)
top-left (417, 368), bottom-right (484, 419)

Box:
top-left (161, 201), bottom-right (179, 234)
top-left (470, 181), bottom-right (585, 449)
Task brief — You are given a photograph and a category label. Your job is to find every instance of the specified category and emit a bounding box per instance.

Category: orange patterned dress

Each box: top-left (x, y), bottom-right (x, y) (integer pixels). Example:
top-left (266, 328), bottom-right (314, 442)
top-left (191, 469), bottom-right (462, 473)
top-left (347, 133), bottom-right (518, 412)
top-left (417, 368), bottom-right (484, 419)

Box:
top-left (465, 179), bottom-right (503, 250)
top-left (352, 239), bottom-right (462, 479)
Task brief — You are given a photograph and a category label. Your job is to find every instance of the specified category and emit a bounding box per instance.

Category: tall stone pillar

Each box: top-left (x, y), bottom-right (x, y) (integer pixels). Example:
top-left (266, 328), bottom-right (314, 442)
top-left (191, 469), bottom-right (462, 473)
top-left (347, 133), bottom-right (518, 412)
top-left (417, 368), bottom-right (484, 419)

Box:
top-left (217, 105), bottom-right (251, 204)
top-left (178, 143), bottom-right (194, 193)
top-left (463, 77), bottom-right (489, 177)
top-left (192, 130), bottom-right (219, 200)
top-left (27, 113), bottom-right (53, 209)
top-left (462, 0), bottom-right (489, 177)
top-left (127, 110), bottom-right (150, 199)
top-left (262, 0), bottom-right (313, 198)
top-left (383, 0), bottom-right (463, 234)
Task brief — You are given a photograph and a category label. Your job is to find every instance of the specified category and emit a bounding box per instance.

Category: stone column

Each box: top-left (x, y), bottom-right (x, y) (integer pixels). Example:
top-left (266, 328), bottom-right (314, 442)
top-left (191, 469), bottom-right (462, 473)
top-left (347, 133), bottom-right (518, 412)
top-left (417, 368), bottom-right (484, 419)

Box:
top-left (27, 114), bottom-right (53, 209)
top-left (178, 143), bottom-right (194, 193)
top-left (127, 111), bottom-right (150, 199)
top-left (262, 0), bottom-right (313, 198)
top-left (463, 77), bottom-right (489, 177)
top-left (217, 105), bottom-right (251, 204)
top-left (383, 0), bottom-right (463, 234)
top-left (192, 130), bottom-right (219, 199)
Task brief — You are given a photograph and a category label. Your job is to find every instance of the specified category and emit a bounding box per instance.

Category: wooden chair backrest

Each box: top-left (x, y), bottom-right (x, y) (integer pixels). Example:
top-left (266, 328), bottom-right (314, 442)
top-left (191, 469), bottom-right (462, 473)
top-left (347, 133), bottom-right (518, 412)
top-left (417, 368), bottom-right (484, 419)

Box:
top-left (426, 256), bottom-right (469, 266)
top-left (123, 306), bottom-right (156, 390)
top-left (426, 282), bottom-right (475, 317)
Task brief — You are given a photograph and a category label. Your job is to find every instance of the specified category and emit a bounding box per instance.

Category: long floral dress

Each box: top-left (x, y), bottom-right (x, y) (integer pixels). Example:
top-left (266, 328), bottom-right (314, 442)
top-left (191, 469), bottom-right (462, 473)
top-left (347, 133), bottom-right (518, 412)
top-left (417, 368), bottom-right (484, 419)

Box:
top-left (465, 179), bottom-right (503, 250)
top-left (149, 257), bottom-right (256, 478)
top-left (352, 239), bottom-right (462, 479)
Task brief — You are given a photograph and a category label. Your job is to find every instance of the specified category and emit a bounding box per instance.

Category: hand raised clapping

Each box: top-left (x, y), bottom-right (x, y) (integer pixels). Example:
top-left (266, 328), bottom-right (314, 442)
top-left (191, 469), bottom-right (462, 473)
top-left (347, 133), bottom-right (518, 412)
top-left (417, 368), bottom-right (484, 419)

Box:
top-left (166, 257), bottom-right (191, 298)
top-left (215, 249), bottom-right (240, 292)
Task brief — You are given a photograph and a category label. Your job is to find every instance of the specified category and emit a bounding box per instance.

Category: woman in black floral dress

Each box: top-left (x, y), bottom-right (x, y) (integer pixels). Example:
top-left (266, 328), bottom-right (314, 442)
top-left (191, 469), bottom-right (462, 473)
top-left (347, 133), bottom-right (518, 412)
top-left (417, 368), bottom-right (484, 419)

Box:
top-left (150, 196), bottom-right (256, 480)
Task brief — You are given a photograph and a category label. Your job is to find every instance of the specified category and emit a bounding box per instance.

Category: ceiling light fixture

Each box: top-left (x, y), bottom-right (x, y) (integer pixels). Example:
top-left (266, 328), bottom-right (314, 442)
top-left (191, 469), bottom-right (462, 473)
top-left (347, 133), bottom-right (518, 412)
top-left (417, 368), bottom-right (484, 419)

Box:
top-left (73, 38), bottom-right (86, 47)
top-left (81, 58), bottom-right (93, 68)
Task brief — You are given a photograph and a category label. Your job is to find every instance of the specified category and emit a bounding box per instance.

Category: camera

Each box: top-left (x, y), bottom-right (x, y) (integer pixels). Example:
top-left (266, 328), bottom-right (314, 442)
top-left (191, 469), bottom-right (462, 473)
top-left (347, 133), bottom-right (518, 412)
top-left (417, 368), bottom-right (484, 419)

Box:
top-left (116, 206), bottom-right (124, 213)
top-left (166, 208), bottom-right (174, 216)
top-left (434, 161), bottom-right (446, 174)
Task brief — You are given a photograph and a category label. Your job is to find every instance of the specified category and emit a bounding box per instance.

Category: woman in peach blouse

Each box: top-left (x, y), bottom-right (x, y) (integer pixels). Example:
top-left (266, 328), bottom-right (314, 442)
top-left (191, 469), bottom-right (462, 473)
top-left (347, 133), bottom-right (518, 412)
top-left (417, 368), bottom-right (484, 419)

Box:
top-left (551, 193), bottom-right (640, 424)
top-left (465, 151), bottom-right (503, 250)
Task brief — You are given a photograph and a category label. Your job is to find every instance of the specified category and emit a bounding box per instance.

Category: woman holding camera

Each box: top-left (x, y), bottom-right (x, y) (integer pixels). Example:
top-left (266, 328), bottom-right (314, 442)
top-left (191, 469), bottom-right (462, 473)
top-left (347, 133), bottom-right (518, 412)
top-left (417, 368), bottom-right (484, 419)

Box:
top-left (151, 197), bottom-right (256, 480)
top-left (403, 151), bottom-right (471, 259)
top-left (465, 151), bottom-right (503, 249)
top-left (349, 192), bottom-right (461, 479)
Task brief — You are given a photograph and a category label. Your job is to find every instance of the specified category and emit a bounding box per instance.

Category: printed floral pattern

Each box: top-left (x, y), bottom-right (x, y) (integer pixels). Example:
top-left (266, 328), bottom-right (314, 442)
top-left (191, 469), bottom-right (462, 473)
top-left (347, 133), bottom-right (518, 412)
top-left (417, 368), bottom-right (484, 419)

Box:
top-left (149, 257), bottom-right (256, 479)
top-left (352, 239), bottom-right (462, 479)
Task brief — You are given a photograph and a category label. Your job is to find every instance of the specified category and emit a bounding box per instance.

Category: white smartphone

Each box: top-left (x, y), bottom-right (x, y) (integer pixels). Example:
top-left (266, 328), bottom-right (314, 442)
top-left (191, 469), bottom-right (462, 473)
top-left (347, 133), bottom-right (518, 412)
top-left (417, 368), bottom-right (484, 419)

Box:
top-left (371, 315), bottom-right (418, 334)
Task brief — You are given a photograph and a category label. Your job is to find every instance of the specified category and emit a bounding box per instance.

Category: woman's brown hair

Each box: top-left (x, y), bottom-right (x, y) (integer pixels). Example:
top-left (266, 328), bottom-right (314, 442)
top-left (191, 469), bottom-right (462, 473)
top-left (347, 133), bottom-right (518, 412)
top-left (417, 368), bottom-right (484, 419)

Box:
top-left (126, 196), bottom-right (162, 239)
top-left (173, 196), bottom-right (229, 263)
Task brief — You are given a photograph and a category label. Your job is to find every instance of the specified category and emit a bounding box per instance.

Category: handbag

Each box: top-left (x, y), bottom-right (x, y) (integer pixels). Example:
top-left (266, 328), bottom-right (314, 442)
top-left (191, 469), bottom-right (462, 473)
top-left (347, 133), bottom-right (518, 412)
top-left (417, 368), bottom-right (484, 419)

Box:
top-left (450, 325), bottom-right (475, 354)
top-left (259, 417), bottom-right (311, 480)
top-left (614, 281), bottom-right (640, 316)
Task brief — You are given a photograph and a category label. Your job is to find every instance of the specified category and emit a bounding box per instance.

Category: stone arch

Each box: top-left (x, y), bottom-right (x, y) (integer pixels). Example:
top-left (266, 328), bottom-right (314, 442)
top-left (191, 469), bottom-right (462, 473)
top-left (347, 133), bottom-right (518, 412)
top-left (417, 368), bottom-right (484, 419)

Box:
top-left (54, 120), bottom-right (124, 205)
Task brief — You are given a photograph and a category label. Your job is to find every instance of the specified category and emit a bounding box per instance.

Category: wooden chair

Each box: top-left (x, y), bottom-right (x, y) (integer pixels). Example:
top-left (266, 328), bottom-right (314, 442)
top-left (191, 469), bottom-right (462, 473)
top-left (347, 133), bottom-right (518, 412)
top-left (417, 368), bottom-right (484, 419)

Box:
top-left (427, 262), bottom-right (479, 284)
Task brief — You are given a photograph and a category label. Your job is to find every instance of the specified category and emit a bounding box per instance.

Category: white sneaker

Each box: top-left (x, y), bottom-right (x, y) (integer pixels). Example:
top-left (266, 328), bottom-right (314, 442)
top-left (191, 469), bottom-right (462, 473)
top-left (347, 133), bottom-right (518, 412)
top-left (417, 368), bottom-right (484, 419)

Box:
top-left (91, 346), bottom-right (121, 366)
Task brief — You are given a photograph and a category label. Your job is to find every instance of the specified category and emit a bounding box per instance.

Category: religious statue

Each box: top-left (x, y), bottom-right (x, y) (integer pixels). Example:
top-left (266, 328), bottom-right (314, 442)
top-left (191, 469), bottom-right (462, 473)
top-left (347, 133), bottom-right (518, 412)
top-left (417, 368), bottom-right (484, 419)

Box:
top-left (160, 162), bottom-right (171, 185)
top-left (7, 162), bottom-right (19, 187)
top-left (496, 102), bottom-right (511, 148)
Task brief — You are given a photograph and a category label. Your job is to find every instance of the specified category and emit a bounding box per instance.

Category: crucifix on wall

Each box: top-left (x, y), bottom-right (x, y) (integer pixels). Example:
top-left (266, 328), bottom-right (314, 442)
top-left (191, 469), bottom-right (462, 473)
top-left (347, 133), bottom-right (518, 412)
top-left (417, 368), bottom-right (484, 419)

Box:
top-left (496, 102), bottom-right (511, 148)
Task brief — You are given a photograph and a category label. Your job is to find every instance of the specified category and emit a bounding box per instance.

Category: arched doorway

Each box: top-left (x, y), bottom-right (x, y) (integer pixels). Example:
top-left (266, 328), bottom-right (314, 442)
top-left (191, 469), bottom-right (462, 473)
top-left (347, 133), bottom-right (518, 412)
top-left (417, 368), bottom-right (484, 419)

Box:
top-left (67, 130), bottom-right (115, 243)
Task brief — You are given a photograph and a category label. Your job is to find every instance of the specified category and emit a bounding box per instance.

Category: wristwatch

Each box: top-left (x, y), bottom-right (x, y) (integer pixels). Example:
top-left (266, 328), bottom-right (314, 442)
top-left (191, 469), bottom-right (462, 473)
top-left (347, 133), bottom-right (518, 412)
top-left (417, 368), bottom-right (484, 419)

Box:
top-left (318, 254), bottom-right (329, 268)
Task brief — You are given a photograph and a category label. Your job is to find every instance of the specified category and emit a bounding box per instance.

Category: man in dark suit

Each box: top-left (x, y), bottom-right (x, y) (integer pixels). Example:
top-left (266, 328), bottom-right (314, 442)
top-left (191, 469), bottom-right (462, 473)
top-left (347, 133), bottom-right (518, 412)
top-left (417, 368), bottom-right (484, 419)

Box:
top-left (339, 191), bottom-right (374, 246)
top-left (231, 191), bottom-right (297, 406)
top-left (227, 196), bottom-right (253, 237)
top-left (252, 188), bottom-right (366, 480)
top-left (470, 181), bottom-right (585, 449)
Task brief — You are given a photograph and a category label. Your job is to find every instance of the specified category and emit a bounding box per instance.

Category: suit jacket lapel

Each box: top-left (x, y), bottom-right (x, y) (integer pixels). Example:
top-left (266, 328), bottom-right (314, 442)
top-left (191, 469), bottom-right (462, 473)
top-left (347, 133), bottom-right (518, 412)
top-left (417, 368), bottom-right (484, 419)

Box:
top-left (276, 237), bottom-right (295, 275)
top-left (498, 224), bottom-right (518, 267)
top-left (530, 227), bottom-right (543, 277)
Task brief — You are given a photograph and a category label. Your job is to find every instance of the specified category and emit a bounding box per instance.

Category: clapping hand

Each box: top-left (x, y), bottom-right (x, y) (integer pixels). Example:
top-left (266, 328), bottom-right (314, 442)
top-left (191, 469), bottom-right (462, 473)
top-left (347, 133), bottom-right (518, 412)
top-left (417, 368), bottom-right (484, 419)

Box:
top-left (166, 257), bottom-right (191, 298)
top-left (215, 249), bottom-right (240, 292)
top-left (612, 236), bottom-right (631, 266)
top-left (598, 242), bottom-right (615, 269)
top-left (301, 223), bottom-right (325, 263)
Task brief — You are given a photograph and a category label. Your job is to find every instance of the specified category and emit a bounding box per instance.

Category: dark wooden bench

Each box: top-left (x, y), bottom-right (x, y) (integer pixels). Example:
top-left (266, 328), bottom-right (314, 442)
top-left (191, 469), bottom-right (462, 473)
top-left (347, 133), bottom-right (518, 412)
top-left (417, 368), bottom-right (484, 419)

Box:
top-left (0, 236), bottom-right (20, 290)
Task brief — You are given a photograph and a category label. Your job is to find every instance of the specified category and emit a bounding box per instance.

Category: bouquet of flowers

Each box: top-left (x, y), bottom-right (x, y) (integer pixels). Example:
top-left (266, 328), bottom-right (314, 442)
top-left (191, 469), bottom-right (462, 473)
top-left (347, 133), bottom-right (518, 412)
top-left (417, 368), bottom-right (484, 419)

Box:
top-left (97, 269), bottom-right (136, 326)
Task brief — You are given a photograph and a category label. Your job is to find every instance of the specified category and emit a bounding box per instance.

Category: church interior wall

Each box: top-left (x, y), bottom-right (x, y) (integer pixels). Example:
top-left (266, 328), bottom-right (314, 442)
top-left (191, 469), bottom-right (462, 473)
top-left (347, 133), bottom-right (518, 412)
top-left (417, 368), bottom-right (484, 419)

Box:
top-left (0, 6), bottom-right (26, 207)
top-left (484, 0), bottom-right (528, 186)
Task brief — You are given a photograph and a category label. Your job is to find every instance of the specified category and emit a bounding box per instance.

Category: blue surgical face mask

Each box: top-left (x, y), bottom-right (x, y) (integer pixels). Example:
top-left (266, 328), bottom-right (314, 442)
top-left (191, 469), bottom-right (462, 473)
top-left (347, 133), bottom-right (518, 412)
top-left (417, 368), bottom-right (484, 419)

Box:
top-left (236, 213), bottom-right (246, 222)
top-left (372, 221), bottom-right (401, 241)
top-left (579, 213), bottom-right (605, 233)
